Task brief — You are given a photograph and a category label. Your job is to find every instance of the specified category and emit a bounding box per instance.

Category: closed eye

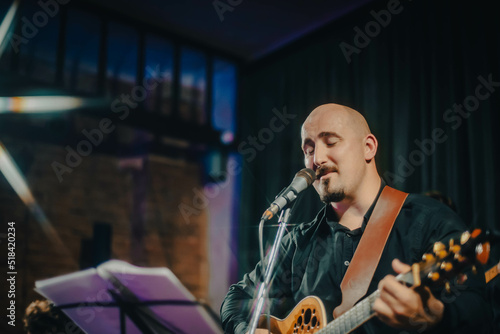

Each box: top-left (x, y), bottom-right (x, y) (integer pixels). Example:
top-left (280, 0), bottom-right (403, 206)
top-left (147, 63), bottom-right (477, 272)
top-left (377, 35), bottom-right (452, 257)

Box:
top-left (302, 144), bottom-right (314, 155)
top-left (325, 138), bottom-right (340, 147)
top-left (304, 148), bottom-right (314, 156)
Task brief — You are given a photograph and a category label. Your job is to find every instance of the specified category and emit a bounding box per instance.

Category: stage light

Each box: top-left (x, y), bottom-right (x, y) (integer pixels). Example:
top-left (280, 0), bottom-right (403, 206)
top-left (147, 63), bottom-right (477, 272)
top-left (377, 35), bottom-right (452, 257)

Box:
top-left (221, 130), bottom-right (234, 144)
top-left (0, 142), bottom-right (69, 254)
top-left (0, 142), bottom-right (36, 206)
top-left (0, 96), bottom-right (88, 113)
top-left (0, 0), bottom-right (20, 57)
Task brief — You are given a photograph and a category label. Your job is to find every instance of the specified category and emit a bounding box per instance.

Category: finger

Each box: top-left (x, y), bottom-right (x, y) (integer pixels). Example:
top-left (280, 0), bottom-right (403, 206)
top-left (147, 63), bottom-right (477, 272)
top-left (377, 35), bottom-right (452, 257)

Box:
top-left (379, 275), bottom-right (409, 299)
top-left (379, 278), bottom-right (416, 317)
top-left (427, 297), bottom-right (444, 317)
top-left (392, 258), bottom-right (411, 274)
top-left (379, 275), bottom-right (420, 310)
top-left (379, 284), bottom-right (404, 310)
top-left (372, 297), bottom-right (395, 320)
top-left (373, 297), bottom-right (409, 328)
top-left (418, 286), bottom-right (444, 318)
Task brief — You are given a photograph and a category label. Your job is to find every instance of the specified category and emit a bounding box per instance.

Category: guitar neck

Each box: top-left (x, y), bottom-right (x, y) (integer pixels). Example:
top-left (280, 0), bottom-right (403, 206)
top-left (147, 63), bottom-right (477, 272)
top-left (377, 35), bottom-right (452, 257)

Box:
top-left (485, 261), bottom-right (500, 284)
top-left (319, 290), bottom-right (379, 334)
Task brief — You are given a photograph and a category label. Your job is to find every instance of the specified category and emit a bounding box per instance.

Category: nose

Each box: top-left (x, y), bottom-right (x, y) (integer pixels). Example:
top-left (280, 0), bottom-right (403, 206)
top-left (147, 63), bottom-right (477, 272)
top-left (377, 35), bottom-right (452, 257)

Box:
top-left (313, 144), bottom-right (328, 168)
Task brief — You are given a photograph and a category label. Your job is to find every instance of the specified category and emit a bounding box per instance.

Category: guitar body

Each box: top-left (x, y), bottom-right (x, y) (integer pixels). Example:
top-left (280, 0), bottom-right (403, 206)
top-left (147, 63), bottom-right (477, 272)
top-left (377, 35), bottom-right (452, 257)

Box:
top-left (258, 296), bottom-right (327, 333)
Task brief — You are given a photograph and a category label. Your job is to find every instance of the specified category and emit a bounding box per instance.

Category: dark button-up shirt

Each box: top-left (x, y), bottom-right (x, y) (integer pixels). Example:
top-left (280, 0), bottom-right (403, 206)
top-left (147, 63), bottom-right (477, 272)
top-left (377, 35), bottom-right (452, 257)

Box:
top-left (221, 184), bottom-right (490, 333)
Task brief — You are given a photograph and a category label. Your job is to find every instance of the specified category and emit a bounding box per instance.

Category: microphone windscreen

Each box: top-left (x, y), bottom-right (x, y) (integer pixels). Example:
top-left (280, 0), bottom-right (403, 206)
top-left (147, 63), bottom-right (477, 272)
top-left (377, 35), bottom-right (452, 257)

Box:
top-left (296, 168), bottom-right (316, 186)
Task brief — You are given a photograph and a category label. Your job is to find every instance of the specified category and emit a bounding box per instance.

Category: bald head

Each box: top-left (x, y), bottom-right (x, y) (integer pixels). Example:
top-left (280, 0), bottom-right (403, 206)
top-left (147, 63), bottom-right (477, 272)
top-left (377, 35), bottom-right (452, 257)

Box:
top-left (302, 103), bottom-right (371, 138)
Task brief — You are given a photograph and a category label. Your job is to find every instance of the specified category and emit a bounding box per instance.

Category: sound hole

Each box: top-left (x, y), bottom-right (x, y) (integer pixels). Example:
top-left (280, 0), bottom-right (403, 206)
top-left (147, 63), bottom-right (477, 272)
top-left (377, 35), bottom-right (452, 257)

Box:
top-left (304, 308), bottom-right (312, 324)
top-left (297, 315), bottom-right (303, 326)
top-left (311, 316), bottom-right (317, 327)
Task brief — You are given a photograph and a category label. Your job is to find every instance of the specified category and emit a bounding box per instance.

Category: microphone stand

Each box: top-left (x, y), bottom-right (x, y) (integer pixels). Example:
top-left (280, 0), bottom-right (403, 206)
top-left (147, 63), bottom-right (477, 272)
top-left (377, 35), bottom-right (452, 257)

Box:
top-left (248, 208), bottom-right (292, 334)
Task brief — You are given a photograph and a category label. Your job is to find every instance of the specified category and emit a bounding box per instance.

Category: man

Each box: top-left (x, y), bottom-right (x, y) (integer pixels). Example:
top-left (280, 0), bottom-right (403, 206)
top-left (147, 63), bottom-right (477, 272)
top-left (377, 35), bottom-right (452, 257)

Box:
top-left (221, 103), bottom-right (490, 333)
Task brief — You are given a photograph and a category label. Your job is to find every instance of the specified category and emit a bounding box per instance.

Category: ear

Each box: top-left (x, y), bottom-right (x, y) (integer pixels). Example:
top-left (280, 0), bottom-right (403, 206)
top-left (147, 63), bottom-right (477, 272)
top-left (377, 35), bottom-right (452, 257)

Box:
top-left (364, 134), bottom-right (378, 161)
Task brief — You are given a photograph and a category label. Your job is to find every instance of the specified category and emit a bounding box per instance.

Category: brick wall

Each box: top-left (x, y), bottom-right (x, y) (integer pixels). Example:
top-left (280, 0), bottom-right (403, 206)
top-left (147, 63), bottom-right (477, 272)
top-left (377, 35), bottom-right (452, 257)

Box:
top-left (0, 141), bottom-right (209, 331)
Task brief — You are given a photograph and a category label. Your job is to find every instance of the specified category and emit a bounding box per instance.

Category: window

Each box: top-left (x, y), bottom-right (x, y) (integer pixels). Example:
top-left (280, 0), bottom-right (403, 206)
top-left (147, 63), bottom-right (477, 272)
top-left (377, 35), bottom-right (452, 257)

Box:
top-left (179, 47), bottom-right (206, 124)
top-left (144, 35), bottom-right (174, 115)
top-left (63, 9), bottom-right (100, 94)
top-left (212, 59), bottom-right (237, 144)
top-left (17, 2), bottom-right (59, 84)
top-left (106, 22), bottom-right (138, 97)
top-left (1, 2), bottom-right (239, 142)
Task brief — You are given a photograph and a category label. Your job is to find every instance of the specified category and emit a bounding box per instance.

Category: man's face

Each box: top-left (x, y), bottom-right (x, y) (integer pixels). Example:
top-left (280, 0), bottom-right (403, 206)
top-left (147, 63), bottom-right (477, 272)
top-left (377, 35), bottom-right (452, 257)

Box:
top-left (301, 109), bottom-right (368, 203)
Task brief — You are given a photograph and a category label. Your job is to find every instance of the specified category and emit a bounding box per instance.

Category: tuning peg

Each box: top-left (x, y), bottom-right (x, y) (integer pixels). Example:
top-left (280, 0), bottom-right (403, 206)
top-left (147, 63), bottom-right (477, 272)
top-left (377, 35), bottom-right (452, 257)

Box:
top-left (437, 250), bottom-right (448, 259)
top-left (472, 266), bottom-right (477, 275)
top-left (454, 253), bottom-right (465, 262)
top-left (433, 242), bottom-right (448, 259)
top-left (471, 229), bottom-right (482, 238)
top-left (433, 242), bottom-right (445, 253)
top-left (440, 262), bottom-right (453, 272)
top-left (449, 245), bottom-right (461, 254)
top-left (428, 272), bottom-right (440, 281)
top-left (433, 242), bottom-right (449, 259)
top-left (449, 239), bottom-right (455, 247)
top-left (445, 281), bottom-right (451, 293)
top-left (422, 253), bottom-right (435, 262)
top-left (460, 231), bottom-right (471, 245)
top-left (476, 242), bottom-right (490, 265)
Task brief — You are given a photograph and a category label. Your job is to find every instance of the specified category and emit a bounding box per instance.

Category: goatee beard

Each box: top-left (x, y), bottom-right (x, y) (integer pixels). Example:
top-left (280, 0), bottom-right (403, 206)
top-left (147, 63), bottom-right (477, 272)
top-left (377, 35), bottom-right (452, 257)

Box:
top-left (321, 190), bottom-right (346, 203)
top-left (319, 179), bottom-right (345, 203)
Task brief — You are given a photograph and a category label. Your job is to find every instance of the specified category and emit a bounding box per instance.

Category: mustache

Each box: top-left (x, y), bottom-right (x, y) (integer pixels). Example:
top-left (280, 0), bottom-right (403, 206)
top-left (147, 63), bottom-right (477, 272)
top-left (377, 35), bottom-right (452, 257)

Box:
top-left (315, 165), bottom-right (338, 179)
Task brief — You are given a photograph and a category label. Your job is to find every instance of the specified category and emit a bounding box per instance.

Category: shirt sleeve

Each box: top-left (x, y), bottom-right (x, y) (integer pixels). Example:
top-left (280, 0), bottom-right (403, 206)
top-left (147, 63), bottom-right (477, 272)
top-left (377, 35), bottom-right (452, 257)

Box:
top-left (220, 231), bottom-right (297, 333)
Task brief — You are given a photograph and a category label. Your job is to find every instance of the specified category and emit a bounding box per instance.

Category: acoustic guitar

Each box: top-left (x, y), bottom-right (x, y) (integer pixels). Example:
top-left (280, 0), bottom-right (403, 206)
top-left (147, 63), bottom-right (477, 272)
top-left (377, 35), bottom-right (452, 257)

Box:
top-left (258, 229), bottom-right (491, 334)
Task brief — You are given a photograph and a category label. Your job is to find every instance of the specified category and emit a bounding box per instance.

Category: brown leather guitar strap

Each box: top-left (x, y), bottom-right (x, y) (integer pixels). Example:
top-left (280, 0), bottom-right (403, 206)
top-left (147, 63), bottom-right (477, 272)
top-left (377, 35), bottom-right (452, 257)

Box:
top-left (333, 186), bottom-right (408, 318)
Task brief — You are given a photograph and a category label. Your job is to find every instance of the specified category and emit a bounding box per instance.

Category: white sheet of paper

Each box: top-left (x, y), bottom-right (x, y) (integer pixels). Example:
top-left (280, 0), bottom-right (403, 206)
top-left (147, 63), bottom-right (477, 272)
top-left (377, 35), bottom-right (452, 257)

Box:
top-left (35, 260), bottom-right (222, 334)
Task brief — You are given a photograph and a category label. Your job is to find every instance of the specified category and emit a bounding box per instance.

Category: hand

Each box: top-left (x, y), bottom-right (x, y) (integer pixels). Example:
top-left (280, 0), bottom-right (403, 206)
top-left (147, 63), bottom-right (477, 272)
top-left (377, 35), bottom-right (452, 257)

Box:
top-left (372, 259), bottom-right (444, 331)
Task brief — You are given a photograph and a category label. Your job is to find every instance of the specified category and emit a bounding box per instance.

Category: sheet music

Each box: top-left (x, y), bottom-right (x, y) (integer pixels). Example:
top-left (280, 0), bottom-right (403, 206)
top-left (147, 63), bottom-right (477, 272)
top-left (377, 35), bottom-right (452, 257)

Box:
top-left (35, 260), bottom-right (222, 334)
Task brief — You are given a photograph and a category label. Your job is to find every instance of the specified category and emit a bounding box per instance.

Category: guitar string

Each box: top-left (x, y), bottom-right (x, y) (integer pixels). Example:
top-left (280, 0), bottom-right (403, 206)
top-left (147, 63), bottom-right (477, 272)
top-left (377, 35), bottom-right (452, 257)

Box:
top-left (317, 289), bottom-right (380, 334)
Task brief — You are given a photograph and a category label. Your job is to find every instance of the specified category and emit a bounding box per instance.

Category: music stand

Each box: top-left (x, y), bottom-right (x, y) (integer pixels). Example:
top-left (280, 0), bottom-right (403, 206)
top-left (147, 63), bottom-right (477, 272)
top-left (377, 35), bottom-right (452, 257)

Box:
top-left (35, 260), bottom-right (222, 334)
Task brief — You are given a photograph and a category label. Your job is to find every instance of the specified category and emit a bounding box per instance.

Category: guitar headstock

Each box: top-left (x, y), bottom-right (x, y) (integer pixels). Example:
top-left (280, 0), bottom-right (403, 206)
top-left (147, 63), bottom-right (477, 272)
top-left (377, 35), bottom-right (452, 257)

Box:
top-left (399, 229), bottom-right (491, 290)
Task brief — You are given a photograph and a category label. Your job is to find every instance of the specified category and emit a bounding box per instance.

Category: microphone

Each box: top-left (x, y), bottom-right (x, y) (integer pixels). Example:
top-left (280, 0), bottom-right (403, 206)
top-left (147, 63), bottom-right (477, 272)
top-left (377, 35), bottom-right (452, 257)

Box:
top-left (261, 168), bottom-right (316, 221)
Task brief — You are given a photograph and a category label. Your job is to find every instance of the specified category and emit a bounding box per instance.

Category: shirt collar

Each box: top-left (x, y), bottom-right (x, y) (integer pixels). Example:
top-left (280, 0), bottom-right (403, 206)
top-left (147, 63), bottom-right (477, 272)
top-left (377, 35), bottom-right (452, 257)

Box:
top-left (360, 178), bottom-right (386, 231)
top-left (325, 178), bottom-right (386, 232)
